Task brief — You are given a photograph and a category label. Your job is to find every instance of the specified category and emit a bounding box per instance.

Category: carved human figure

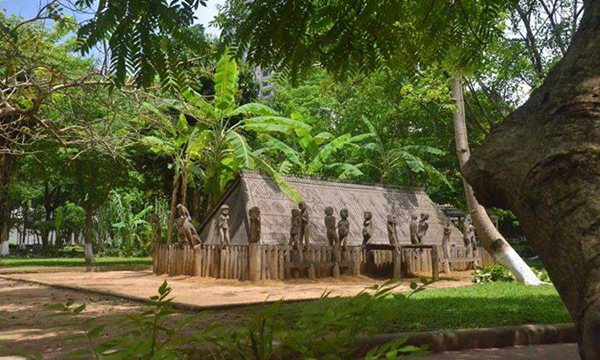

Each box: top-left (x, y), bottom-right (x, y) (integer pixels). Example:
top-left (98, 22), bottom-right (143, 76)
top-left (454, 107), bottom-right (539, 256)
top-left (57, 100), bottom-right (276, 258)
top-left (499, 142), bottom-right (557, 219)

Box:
top-left (290, 208), bottom-right (302, 246)
top-left (387, 214), bottom-right (399, 246)
top-left (298, 202), bottom-right (310, 248)
top-left (148, 213), bottom-right (161, 245)
top-left (417, 213), bottom-right (429, 243)
top-left (218, 205), bottom-right (230, 248)
top-left (324, 206), bottom-right (338, 246)
top-left (442, 221), bottom-right (452, 274)
top-left (462, 214), bottom-right (476, 256)
top-left (362, 211), bottom-right (373, 246)
top-left (177, 203), bottom-right (191, 221)
top-left (248, 207), bottom-right (261, 244)
top-left (409, 213), bottom-right (419, 245)
top-left (337, 208), bottom-right (350, 248)
top-left (176, 204), bottom-right (201, 247)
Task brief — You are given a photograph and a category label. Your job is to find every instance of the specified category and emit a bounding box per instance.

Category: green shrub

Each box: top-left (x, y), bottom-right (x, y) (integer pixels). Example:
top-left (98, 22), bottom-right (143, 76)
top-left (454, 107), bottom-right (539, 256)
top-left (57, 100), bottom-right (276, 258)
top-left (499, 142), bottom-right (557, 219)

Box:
top-left (48, 279), bottom-right (430, 359)
top-left (472, 264), bottom-right (514, 283)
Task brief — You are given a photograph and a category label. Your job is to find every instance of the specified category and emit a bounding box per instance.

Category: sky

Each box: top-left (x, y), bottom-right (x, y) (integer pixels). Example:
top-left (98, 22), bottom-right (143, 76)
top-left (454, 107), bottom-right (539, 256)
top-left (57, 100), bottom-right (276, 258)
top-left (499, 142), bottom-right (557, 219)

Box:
top-left (0, 0), bottom-right (225, 36)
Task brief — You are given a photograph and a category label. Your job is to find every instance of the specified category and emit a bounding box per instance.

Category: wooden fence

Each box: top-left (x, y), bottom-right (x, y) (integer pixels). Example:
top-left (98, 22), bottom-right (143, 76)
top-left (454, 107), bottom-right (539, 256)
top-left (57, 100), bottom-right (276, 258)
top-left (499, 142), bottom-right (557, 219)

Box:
top-left (153, 244), bottom-right (494, 281)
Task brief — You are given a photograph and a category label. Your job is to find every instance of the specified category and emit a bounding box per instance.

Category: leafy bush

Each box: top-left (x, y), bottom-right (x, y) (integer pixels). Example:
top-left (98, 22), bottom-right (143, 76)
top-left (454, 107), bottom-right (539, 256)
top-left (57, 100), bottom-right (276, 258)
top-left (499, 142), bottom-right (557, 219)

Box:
top-left (50, 279), bottom-right (430, 359)
top-left (472, 264), bottom-right (514, 283)
top-left (533, 268), bottom-right (551, 283)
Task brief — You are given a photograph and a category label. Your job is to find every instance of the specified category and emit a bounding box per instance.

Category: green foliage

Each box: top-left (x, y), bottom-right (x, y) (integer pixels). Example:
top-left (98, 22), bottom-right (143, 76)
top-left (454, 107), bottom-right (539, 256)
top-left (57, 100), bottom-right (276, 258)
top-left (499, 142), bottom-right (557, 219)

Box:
top-left (96, 190), bottom-right (158, 257)
top-left (472, 264), bottom-right (515, 283)
top-left (0, 257), bottom-right (151, 267)
top-left (221, 1), bottom-right (510, 78)
top-left (76, 0), bottom-right (209, 87)
top-left (255, 113), bottom-right (371, 180)
top-left (52, 279), bottom-right (430, 359)
top-left (144, 51), bottom-right (305, 206)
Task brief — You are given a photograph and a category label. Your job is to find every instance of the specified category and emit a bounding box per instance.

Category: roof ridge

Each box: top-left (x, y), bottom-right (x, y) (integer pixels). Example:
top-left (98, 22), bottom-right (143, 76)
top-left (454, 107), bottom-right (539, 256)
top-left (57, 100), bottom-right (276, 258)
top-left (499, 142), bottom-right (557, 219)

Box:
top-left (240, 170), bottom-right (424, 192)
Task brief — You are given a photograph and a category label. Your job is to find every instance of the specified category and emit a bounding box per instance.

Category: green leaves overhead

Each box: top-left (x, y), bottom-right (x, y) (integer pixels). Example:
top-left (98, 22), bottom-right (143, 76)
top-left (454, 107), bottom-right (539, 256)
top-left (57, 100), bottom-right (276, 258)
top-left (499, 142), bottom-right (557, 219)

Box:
top-left (75, 0), bottom-right (209, 87)
top-left (214, 51), bottom-right (239, 113)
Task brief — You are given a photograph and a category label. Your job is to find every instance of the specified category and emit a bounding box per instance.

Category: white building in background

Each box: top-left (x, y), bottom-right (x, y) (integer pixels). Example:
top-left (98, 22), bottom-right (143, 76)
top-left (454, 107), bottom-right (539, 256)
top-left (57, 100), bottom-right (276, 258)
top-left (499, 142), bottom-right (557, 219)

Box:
top-left (254, 66), bottom-right (273, 98)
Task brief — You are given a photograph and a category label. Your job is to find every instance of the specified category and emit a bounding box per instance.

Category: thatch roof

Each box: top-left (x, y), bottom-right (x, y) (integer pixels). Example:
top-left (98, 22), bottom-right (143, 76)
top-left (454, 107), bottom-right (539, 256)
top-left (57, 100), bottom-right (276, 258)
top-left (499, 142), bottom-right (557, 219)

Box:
top-left (198, 171), bottom-right (464, 246)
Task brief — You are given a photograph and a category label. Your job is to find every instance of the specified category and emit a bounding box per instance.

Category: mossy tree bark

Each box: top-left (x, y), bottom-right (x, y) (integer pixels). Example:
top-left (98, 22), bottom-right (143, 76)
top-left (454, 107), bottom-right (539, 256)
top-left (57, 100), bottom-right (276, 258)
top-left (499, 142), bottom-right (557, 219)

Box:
top-left (463, 1), bottom-right (600, 357)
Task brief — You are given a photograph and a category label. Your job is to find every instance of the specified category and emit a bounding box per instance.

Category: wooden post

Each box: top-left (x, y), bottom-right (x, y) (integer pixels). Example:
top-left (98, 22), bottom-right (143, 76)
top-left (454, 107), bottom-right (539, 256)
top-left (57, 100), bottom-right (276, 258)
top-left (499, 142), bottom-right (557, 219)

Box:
top-left (332, 262), bottom-right (340, 278)
top-left (248, 243), bottom-right (261, 281)
top-left (431, 246), bottom-right (439, 281)
top-left (393, 247), bottom-right (402, 279)
top-left (307, 262), bottom-right (316, 280)
top-left (353, 248), bottom-right (361, 276)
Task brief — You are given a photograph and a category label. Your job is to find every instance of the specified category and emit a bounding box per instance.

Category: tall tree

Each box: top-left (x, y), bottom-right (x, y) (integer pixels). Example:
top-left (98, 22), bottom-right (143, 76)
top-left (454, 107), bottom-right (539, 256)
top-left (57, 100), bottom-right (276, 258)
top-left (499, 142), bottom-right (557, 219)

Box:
top-left (463, 2), bottom-right (600, 357)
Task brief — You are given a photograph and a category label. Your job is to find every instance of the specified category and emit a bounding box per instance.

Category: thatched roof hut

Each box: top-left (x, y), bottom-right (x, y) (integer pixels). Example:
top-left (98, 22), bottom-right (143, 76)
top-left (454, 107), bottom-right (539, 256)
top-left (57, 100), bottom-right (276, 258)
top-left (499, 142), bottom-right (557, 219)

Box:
top-left (198, 171), bottom-right (464, 246)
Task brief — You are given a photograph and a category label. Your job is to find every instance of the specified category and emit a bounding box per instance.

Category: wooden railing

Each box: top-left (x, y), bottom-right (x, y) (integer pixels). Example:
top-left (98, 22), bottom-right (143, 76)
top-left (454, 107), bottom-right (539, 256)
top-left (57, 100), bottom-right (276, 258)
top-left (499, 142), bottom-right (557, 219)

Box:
top-left (153, 244), bottom-right (494, 281)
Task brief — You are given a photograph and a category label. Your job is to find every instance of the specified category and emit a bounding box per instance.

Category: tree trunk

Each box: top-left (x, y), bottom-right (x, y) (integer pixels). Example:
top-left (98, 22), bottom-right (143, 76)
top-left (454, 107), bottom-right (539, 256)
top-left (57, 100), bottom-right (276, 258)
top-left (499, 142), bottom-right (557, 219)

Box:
top-left (463, 1), bottom-right (600, 357)
top-left (0, 151), bottom-right (12, 255)
top-left (167, 171), bottom-right (181, 244)
top-left (451, 77), bottom-right (542, 286)
top-left (83, 209), bottom-right (95, 265)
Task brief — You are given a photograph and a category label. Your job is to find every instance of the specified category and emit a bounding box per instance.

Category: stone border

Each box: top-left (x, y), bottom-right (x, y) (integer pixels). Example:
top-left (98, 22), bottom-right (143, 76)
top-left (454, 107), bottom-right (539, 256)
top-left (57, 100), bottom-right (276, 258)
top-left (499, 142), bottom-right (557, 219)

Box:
top-left (355, 323), bottom-right (576, 355)
top-left (0, 275), bottom-right (577, 353)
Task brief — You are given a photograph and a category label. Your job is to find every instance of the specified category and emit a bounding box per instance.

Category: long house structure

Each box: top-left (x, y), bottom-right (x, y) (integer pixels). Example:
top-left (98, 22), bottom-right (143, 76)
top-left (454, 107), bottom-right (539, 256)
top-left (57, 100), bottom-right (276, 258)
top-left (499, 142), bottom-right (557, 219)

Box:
top-left (153, 171), bottom-right (494, 281)
top-left (198, 171), bottom-right (464, 247)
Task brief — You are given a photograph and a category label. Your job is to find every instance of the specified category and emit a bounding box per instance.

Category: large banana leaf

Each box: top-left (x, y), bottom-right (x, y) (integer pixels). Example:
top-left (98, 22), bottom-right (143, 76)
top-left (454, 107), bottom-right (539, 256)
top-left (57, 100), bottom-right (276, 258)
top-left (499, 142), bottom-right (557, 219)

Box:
top-left (262, 136), bottom-right (303, 168)
top-left (181, 87), bottom-right (217, 120)
top-left (226, 130), bottom-right (255, 168)
top-left (253, 155), bottom-right (303, 203)
top-left (214, 51), bottom-right (238, 113)
top-left (244, 116), bottom-right (311, 134)
top-left (398, 145), bottom-right (445, 156)
top-left (230, 103), bottom-right (279, 117)
top-left (397, 150), bottom-right (426, 173)
top-left (306, 133), bottom-right (352, 173)
top-left (325, 163), bottom-right (364, 179)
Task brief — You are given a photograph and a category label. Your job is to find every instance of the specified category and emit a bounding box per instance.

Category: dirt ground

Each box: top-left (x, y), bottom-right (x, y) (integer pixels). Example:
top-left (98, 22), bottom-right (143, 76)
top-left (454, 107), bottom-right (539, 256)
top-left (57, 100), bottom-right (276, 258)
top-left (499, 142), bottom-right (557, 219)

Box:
top-left (1, 269), bottom-right (473, 309)
top-left (0, 269), bottom-right (474, 358)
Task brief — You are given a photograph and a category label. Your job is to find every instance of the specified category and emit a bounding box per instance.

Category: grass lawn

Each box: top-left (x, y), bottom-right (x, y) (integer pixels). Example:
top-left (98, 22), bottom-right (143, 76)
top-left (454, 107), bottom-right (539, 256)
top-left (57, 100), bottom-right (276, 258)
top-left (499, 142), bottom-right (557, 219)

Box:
top-left (277, 282), bottom-right (570, 333)
top-left (0, 256), bottom-right (152, 268)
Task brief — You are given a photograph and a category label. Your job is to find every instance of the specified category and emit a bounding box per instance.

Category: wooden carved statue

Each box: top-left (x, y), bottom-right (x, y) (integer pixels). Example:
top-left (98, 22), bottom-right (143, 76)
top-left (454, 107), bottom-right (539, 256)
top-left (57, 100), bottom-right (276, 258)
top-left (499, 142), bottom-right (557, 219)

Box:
top-left (148, 213), bottom-right (161, 245)
top-left (298, 202), bottom-right (310, 248)
top-left (176, 204), bottom-right (201, 247)
top-left (442, 221), bottom-right (452, 274)
top-left (387, 214), bottom-right (399, 246)
top-left (218, 204), bottom-right (230, 248)
top-left (248, 207), bottom-right (261, 244)
top-left (362, 211), bottom-right (373, 246)
top-left (417, 213), bottom-right (429, 243)
top-left (338, 208), bottom-right (350, 248)
top-left (290, 208), bottom-right (302, 246)
top-left (409, 213), bottom-right (419, 245)
top-left (324, 206), bottom-right (338, 246)
top-left (462, 214), bottom-right (477, 257)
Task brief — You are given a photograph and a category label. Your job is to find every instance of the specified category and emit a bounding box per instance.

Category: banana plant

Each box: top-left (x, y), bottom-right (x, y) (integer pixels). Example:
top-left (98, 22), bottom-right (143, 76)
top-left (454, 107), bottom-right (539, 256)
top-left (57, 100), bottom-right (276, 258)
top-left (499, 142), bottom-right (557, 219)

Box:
top-left (142, 51), bottom-right (304, 242)
top-left (253, 113), bottom-right (372, 179)
top-left (361, 118), bottom-right (451, 188)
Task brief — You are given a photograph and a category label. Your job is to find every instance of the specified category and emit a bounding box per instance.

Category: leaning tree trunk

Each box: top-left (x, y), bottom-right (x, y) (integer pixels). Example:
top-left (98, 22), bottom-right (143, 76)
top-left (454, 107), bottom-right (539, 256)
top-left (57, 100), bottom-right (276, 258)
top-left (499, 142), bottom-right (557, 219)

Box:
top-left (451, 77), bottom-right (542, 285)
top-left (463, 1), bottom-right (600, 357)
